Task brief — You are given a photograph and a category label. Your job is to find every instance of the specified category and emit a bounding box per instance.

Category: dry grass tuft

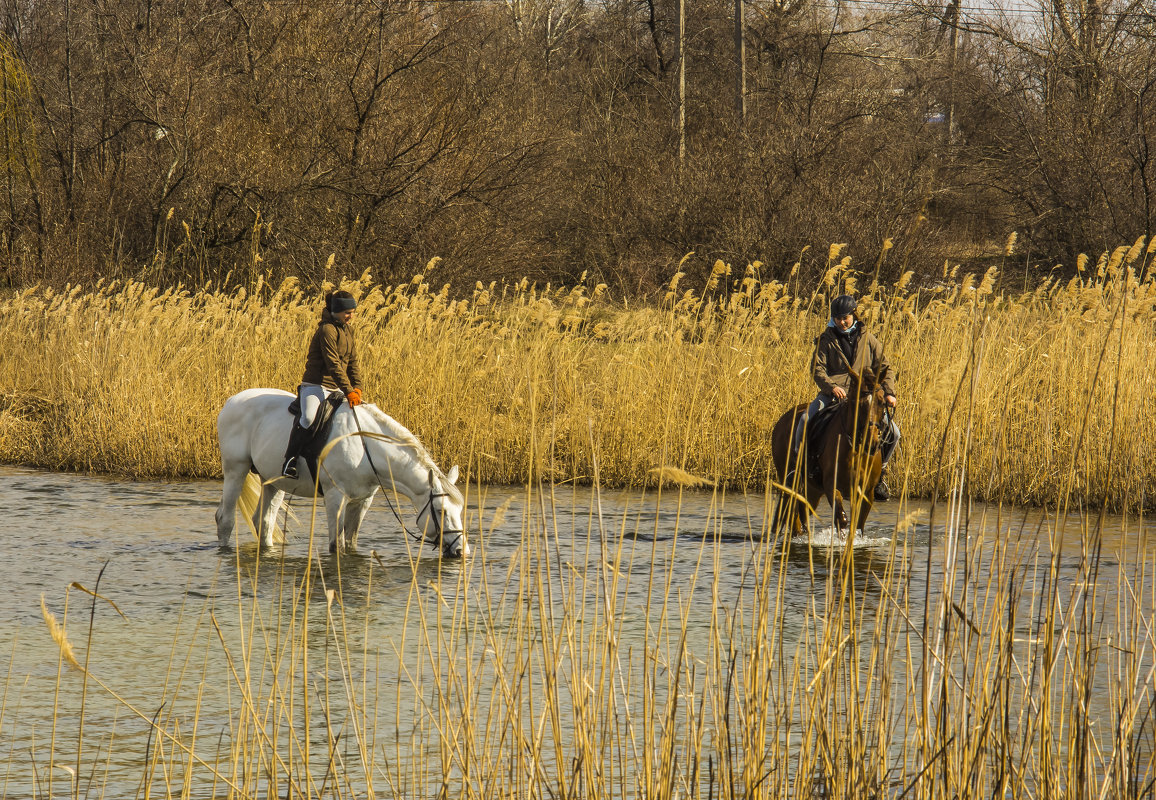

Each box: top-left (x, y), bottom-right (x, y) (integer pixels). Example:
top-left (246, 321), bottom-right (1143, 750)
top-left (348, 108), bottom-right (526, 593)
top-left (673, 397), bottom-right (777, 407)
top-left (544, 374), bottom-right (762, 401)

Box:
top-left (40, 595), bottom-right (83, 674)
top-left (649, 465), bottom-right (714, 488)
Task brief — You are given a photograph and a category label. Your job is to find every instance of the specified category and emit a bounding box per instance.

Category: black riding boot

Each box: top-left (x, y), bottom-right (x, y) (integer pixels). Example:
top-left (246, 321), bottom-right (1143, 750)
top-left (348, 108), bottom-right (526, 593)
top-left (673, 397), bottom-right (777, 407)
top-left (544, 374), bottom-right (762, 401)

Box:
top-left (281, 421), bottom-right (312, 479)
top-left (874, 418), bottom-right (899, 501)
top-left (874, 471), bottom-right (890, 501)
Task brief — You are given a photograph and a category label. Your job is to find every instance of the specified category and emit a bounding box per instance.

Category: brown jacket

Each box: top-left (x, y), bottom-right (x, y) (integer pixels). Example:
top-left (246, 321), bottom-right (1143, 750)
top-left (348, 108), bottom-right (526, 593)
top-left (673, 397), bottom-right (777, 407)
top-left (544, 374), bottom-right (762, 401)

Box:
top-left (811, 320), bottom-right (897, 397)
top-left (301, 309), bottom-right (363, 394)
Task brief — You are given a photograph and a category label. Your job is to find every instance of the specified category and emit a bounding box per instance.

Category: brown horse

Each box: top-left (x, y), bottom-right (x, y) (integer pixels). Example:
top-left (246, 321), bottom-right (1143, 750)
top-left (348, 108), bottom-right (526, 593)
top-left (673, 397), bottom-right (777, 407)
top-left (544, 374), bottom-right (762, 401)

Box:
top-left (770, 368), bottom-right (890, 538)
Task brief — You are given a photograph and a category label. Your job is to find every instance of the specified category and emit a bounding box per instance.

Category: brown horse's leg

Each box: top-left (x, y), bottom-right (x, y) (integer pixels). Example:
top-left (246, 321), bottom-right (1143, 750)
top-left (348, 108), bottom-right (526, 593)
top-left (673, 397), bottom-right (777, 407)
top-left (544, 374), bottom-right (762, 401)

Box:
top-left (791, 499), bottom-right (808, 538)
top-left (777, 492), bottom-right (804, 538)
top-left (856, 500), bottom-right (874, 533)
top-left (833, 494), bottom-right (849, 534)
top-left (846, 458), bottom-right (879, 533)
top-left (771, 492), bottom-right (790, 536)
top-left (829, 476), bottom-right (850, 535)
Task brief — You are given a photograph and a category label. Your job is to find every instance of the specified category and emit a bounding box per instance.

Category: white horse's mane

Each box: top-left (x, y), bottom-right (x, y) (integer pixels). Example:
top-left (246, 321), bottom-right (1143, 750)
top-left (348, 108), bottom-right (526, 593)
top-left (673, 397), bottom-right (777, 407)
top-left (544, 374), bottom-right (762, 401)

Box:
top-left (357, 404), bottom-right (463, 502)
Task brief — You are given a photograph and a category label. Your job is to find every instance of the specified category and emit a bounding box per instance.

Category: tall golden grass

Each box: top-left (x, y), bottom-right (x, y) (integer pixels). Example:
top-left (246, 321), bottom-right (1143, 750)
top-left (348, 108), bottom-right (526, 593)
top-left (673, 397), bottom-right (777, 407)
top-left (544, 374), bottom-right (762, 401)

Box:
top-left (0, 242), bottom-right (1154, 511)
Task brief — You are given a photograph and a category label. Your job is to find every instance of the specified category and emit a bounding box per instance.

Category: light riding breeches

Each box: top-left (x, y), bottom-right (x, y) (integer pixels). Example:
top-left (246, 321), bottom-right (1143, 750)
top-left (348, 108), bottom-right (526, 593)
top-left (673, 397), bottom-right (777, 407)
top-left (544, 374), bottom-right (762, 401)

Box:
top-left (880, 413), bottom-right (901, 466)
top-left (298, 383), bottom-right (343, 429)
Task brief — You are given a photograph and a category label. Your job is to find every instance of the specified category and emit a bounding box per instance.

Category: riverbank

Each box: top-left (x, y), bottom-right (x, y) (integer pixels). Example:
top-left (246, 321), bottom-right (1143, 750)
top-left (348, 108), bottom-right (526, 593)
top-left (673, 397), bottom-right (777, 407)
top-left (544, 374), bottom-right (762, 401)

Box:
top-left (2, 248), bottom-right (1154, 510)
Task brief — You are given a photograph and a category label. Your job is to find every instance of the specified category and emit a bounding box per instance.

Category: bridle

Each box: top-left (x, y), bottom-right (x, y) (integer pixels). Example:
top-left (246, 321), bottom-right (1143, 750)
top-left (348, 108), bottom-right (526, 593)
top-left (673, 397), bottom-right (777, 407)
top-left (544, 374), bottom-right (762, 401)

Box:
top-left (418, 486), bottom-right (465, 554)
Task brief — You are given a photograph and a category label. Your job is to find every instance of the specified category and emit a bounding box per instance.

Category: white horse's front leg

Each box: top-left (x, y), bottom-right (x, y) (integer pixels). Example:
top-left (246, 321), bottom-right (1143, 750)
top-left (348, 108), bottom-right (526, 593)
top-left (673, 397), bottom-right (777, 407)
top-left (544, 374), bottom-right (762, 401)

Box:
top-left (343, 495), bottom-right (374, 551)
top-left (324, 492), bottom-right (348, 554)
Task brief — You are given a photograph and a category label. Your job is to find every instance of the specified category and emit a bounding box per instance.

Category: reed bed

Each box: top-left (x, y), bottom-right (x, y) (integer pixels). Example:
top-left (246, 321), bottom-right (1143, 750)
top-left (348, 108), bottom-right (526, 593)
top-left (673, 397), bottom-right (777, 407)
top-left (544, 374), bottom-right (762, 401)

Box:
top-left (5, 237), bottom-right (1156, 796)
top-left (2, 242), bottom-right (1154, 510)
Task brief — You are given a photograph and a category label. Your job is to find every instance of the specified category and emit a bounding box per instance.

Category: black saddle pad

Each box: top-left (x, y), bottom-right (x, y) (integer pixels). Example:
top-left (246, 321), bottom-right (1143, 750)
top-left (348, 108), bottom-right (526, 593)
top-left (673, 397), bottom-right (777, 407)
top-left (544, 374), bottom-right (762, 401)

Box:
top-left (287, 393), bottom-right (344, 491)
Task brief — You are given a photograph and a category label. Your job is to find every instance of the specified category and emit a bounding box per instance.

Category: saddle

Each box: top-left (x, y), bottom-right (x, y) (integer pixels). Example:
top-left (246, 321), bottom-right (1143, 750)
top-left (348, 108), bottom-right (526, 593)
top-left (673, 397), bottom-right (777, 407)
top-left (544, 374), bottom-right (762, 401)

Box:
top-left (794, 402), bottom-right (842, 482)
top-left (806, 402), bottom-right (841, 451)
top-left (285, 392), bottom-right (345, 491)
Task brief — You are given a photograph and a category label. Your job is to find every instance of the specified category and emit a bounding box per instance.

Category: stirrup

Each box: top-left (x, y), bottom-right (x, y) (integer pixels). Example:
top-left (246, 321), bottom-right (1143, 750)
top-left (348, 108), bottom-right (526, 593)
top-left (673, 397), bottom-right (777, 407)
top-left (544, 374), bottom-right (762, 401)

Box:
top-left (281, 458), bottom-right (299, 479)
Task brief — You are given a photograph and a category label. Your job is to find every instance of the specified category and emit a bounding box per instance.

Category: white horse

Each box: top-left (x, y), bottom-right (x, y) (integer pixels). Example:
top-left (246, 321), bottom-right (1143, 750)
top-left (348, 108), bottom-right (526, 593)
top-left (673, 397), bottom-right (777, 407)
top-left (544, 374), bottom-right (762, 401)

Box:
top-left (215, 388), bottom-right (469, 557)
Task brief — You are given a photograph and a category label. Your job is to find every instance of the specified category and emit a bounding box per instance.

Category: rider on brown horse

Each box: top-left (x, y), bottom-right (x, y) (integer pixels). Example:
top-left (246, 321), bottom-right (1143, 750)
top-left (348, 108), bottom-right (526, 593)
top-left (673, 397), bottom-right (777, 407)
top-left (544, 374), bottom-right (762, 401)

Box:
top-left (789, 294), bottom-right (901, 499)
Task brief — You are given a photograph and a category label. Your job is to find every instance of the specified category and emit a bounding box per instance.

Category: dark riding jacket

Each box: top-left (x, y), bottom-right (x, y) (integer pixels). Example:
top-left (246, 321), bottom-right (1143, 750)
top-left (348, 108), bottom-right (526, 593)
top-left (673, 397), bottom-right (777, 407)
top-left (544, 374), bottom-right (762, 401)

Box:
top-left (811, 319), bottom-right (897, 397)
top-left (301, 308), bottom-right (363, 395)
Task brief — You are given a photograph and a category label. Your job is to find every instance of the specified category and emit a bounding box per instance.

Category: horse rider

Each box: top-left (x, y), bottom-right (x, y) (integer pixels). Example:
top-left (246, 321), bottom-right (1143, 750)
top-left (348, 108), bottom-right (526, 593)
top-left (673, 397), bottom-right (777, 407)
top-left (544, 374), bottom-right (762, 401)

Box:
top-left (281, 290), bottom-right (364, 479)
top-left (789, 294), bottom-right (901, 500)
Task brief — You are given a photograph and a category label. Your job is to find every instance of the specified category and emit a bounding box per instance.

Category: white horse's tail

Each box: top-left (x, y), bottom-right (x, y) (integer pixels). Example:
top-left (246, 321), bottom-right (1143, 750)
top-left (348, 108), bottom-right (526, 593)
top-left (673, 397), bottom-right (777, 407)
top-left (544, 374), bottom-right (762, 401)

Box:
top-left (237, 472), bottom-right (287, 545)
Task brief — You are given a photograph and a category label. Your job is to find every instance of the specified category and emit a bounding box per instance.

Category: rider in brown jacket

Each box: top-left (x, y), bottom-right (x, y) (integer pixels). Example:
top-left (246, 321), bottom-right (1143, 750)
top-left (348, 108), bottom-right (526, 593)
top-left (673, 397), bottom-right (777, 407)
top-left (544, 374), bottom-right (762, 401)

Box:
top-left (281, 290), bottom-right (365, 479)
top-left (790, 294), bottom-right (900, 499)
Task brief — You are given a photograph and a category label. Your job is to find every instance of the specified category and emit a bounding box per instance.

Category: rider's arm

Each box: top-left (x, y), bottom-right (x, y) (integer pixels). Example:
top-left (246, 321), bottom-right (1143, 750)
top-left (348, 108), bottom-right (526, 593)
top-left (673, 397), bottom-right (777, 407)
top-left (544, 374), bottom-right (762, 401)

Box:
top-left (869, 335), bottom-right (898, 398)
top-left (811, 334), bottom-right (840, 395)
top-left (346, 335), bottom-right (363, 393)
top-left (320, 325), bottom-right (356, 395)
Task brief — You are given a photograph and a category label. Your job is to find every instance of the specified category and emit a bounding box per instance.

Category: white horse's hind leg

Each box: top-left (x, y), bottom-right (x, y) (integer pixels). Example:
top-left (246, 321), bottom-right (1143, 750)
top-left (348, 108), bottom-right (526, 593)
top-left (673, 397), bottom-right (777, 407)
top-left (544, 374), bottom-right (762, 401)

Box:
top-left (324, 491), bottom-right (348, 554)
top-left (215, 464), bottom-right (248, 547)
top-left (254, 485), bottom-right (286, 547)
top-left (343, 496), bottom-right (373, 551)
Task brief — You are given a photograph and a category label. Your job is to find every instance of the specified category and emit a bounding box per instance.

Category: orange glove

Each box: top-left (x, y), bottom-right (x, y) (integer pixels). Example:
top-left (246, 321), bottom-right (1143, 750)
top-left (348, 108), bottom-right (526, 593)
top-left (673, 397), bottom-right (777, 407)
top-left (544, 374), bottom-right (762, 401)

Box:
top-left (347, 388), bottom-right (363, 407)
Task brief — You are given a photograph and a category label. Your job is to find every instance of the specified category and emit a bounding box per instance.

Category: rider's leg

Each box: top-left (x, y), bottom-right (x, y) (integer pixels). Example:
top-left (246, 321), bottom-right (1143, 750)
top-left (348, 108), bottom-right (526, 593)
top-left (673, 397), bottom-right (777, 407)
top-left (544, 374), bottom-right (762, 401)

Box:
top-left (874, 415), bottom-right (901, 501)
top-left (282, 384), bottom-right (327, 478)
top-left (789, 394), bottom-right (830, 480)
top-left (880, 415), bottom-right (901, 466)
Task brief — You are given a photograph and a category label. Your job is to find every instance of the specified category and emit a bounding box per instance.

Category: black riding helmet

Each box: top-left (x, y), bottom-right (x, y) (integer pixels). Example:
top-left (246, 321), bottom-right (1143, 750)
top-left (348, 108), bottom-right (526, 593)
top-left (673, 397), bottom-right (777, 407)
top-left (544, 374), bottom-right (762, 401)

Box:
top-left (831, 294), bottom-right (857, 319)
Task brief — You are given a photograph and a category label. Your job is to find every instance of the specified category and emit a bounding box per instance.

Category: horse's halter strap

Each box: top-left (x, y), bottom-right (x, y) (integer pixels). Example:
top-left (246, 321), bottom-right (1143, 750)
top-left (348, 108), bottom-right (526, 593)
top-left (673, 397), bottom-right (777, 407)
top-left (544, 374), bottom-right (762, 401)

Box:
top-left (419, 488), bottom-right (465, 553)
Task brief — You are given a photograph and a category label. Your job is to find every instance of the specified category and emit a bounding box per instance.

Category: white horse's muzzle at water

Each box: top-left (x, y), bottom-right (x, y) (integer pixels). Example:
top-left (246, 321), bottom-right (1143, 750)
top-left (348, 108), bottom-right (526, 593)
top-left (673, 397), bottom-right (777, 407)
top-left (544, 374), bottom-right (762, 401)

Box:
top-left (214, 388), bottom-right (469, 557)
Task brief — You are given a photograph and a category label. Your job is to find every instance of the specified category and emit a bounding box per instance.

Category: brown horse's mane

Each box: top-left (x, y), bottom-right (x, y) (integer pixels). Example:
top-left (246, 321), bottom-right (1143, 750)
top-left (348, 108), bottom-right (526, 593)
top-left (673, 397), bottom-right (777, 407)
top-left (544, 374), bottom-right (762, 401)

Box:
top-left (838, 367), bottom-right (888, 439)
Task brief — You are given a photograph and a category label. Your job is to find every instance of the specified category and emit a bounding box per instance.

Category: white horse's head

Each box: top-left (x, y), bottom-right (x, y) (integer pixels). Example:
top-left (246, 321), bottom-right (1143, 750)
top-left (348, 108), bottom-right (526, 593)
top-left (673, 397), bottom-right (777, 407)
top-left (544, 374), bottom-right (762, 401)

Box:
top-left (416, 465), bottom-right (469, 557)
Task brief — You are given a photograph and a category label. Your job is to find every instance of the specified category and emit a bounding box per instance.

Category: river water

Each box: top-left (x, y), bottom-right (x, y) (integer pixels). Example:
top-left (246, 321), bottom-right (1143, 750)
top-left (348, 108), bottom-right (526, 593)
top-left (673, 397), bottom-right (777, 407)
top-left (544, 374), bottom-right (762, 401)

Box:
top-left (1, 466), bottom-right (1153, 798)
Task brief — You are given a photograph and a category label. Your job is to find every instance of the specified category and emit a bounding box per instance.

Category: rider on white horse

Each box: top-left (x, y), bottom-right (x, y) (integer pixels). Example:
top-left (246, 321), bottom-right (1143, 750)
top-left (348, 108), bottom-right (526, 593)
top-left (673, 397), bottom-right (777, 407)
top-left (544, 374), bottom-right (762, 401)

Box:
top-left (282, 290), bottom-right (364, 479)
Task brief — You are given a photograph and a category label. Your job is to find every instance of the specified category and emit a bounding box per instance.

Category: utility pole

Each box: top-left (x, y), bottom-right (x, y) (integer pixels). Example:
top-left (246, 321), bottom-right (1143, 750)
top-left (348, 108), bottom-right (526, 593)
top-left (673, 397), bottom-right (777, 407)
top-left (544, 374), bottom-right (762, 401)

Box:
top-left (734, 0), bottom-right (746, 127)
top-left (679, 0), bottom-right (686, 168)
top-left (943, 0), bottom-right (960, 148)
